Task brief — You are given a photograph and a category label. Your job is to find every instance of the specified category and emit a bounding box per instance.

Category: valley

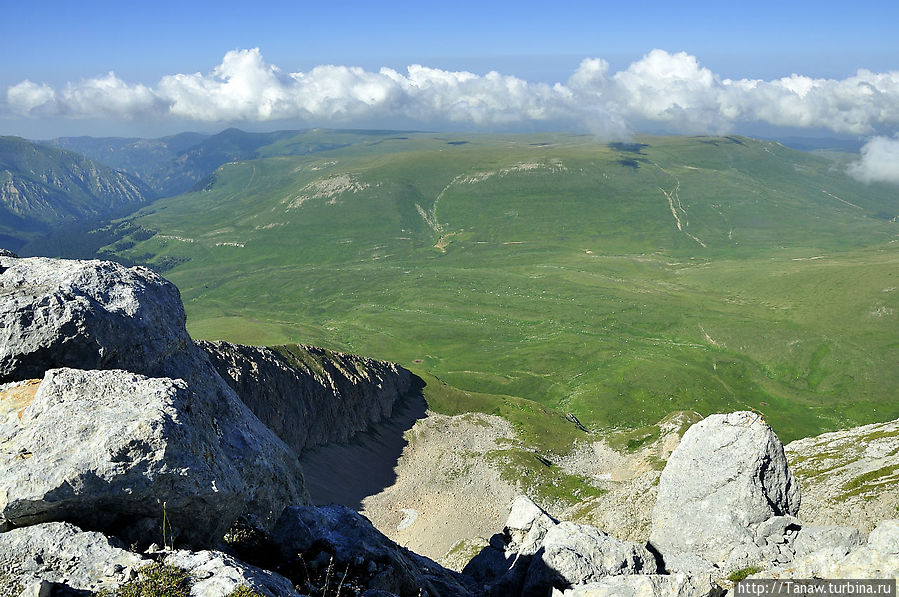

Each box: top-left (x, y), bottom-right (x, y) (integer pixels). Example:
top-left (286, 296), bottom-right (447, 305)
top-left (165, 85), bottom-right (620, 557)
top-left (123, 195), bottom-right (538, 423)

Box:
top-left (33, 129), bottom-right (897, 443)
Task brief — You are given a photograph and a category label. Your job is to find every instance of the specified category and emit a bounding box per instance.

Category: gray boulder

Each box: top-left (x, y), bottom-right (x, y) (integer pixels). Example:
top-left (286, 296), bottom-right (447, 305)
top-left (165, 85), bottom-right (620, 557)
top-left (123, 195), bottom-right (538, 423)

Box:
top-left (0, 521), bottom-right (149, 594)
top-left (557, 573), bottom-right (724, 597)
top-left (164, 549), bottom-right (302, 597)
top-left (867, 519), bottom-right (899, 554)
top-left (793, 525), bottom-right (864, 558)
top-left (523, 522), bottom-right (657, 596)
top-left (649, 411), bottom-right (800, 567)
top-left (0, 367), bottom-right (307, 547)
top-left (0, 255), bottom-right (199, 383)
top-left (760, 519), bottom-right (899, 579)
top-left (505, 495), bottom-right (559, 556)
top-left (462, 496), bottom-right (557, 594)
top-left (273, 504), bottom-right (473, 597)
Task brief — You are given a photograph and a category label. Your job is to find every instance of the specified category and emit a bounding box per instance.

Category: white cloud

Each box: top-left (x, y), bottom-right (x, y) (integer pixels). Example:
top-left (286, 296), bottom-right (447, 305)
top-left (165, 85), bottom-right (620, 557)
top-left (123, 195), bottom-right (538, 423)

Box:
top-left (7, 80), bottom-right (56, 115)
top-left (8, 73), bottom-right (160, 119)
top-left (848, 136), bottom-right (899, 184)
top-left (6, 48), bottom-right (899, 138)
top-left (610, 50), bottom-right (728, 133)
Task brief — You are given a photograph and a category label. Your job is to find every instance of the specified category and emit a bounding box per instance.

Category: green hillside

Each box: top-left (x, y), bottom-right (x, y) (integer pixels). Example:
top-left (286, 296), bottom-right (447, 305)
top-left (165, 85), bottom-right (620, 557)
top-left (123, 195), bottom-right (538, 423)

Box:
top-left (96, 132), bottom-right (899, 441)
top-left (0, 136), bottom-right (153, 250)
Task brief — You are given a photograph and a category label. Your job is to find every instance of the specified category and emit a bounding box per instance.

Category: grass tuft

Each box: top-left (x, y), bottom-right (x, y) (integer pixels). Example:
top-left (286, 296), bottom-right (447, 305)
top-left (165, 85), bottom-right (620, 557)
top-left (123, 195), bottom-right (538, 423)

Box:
top-left (727, 565), bottom-right (763, 582)
top-left (102, 563), bottom-right (192, 597)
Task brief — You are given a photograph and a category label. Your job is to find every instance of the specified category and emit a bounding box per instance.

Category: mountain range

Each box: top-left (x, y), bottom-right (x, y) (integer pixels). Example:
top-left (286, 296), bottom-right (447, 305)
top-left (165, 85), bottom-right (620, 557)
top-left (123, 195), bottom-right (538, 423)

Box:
top-left (5, 129), bottom-right (894, 444)
top-left (0, 136), bottom-right (152, 250)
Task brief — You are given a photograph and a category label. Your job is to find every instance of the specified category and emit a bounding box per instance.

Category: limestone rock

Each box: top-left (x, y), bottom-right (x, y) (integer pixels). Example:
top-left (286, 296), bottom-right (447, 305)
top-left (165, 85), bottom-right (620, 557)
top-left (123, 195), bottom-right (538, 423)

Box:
top-left (786, 417), bottom-right (899, 534)
top-left (649, 412), bottom-right (800, 566)
top-left (661, 553), bottom-right (717, 575)
top-left (523, 522), bottom-right (657, 596)
top-left (558, 573), bottom-right (724, 597)
top-left (792, 525), bottom-right (864, 558)
top-left (0, 521), bottom-right (149, 594)
top-left (273, 504), bottom-right (473, 597)
top-left (164, 550), bottom-right (302, 597)
top-left (761, 519), bottom-right (899, 579)
top-left (461, 495), bottom-right (558, 593)
top-left (0, 255), bottom-right (199, 383)
top-left (868, 519), bottom-right (899, 555)
top-left (0, 367), bottom-right (307, 547)
top-left (505, 495), bottom-right (559, 556)
top-left (199, 340), bottom-right (414, 454)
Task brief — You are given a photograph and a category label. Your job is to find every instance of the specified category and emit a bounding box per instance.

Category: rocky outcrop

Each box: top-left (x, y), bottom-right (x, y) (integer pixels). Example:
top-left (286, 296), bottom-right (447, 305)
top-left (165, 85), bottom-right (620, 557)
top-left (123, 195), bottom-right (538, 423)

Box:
top-left (164, 549), bottom-right (302, 597)
top-left (0, 254), bottom-right (310, 547)
top-left (0, 522), bottom-right (149, 594)
top-left (557, 573), bottom-right (724, 597)
top-left (786, 417), bottom-right (899, 534)
top-left (0, 254), bottom-right (197, 382)
top-left (649, 411), bottom-right (800, 571)
top-left (523, 522), bottom-right (657, 594)
top-left (272, 504), bottom-right (474, 597)
top-left (3, 250), bottom-right (897, 596)
top-left (468, 496), bottom-right (658, 597)
top-left (199, 340), bottom-right (415, 454)
top-left (0, 368), bottom-right (307, 546)
top-left (759, 518), bottom-right (899, 579)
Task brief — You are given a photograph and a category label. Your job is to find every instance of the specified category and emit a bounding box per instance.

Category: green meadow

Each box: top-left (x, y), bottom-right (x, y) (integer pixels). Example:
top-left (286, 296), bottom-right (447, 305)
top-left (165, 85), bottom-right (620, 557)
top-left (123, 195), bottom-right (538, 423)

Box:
top-left (99, 131), bottom-right (899, 442)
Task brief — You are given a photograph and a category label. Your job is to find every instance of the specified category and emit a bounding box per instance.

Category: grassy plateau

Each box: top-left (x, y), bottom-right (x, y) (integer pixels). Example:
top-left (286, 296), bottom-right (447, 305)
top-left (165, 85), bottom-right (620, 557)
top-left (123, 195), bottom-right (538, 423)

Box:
top-left (91, 131), bottom-right (899, 442)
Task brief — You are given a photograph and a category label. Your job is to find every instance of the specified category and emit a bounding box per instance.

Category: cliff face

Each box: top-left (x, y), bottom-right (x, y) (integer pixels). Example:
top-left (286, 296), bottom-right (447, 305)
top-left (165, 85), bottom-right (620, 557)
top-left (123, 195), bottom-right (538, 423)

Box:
top-left (0, 252), bottom-right (308, 547)
top-left (197, 340), bottom-right (416, 455)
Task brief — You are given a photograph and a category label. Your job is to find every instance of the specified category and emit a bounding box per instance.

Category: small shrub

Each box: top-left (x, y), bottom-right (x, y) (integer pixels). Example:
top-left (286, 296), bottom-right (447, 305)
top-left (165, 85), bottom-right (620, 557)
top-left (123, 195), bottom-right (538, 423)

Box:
top-left (110, 563), bottom-right (192, 597)
top-left (727, 565), bottom-right (762, 582)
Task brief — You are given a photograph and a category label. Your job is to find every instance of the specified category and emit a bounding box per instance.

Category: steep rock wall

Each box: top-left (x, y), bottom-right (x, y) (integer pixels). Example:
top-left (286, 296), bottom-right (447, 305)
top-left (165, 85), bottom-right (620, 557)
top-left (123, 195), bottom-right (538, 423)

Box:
top-left (197, 340), bottom-right (416, 455)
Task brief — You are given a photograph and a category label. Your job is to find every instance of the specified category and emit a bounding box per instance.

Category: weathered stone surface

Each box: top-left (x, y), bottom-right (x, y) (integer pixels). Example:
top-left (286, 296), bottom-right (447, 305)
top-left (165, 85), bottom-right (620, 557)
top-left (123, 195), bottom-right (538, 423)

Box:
top-left (461, 495), bottom-right (559, 594)
top-left (0, 367), bottom-right (307, 546)
top-left (787, 417), bottom-right (899, 534)
top-left (0, 522), bottom-right (149, 594)
top-left (761, 519), bottom-right (899, 579)
top-left (523, 522), bottom-right (657, 596)
top-left (558, 573), bottom-right (724, 597)
top-left (649, 412), bottom-right (800, 566)
top-left (273, 504), bottom-right (473, 597)
top-left (165, 549), bottom-right (302, 597)
top-left (661, 553), bottom-right (717, 575)
top-left (868, 519), bottom-right (899, 555)
top-left (505, 495), bottom-right (559, 556)
top-left (792, 525), bottom-right (864, 558)
top-left (0, 255), bottom-right (199, 383)
top-left (199, 340), bottom-right (415, 454)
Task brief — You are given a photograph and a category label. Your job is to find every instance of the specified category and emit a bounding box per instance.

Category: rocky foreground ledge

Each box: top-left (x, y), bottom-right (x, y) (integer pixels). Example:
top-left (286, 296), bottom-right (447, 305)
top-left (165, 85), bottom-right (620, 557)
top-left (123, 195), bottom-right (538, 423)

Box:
top-left (0, 251), bottom-right (897, 596)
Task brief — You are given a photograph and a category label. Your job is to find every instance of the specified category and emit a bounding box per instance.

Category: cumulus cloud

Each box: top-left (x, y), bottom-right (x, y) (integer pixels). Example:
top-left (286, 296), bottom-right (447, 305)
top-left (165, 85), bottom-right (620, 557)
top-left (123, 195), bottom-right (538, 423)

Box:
top-left (848, 136), bottom-right (899, 184)
top-left (9, 73), bottom-right (161, 119)
top-left (7, 80), bottom-right (56, 115)
top-left (6, 47), bottom-right (899, 137)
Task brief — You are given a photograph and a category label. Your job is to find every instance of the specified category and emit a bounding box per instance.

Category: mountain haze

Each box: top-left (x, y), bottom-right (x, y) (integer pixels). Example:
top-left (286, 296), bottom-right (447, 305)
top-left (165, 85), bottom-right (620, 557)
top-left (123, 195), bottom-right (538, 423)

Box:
top-left (0, 137), bottom-right (153, 250)
top-left (46, 128), bottom-right (406, 198)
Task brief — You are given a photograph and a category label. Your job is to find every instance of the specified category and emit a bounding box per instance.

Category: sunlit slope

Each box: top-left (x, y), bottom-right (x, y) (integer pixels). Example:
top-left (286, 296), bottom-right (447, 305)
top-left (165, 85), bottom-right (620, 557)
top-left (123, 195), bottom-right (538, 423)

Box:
top-left (103, 133), bottom-right (899, 440)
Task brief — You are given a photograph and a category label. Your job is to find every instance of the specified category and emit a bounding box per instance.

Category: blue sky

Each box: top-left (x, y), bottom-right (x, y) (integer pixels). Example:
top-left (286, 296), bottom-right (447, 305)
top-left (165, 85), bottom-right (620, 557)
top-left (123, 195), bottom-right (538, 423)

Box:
top-left (2, 0), bottom-right (899, 142)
